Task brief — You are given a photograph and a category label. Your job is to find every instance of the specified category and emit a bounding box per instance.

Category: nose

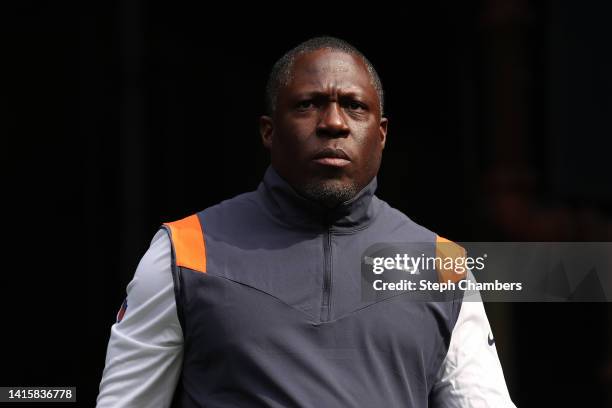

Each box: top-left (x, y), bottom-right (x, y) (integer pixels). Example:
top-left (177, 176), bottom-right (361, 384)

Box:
top-left (316, 102), bottom-right (350, 138)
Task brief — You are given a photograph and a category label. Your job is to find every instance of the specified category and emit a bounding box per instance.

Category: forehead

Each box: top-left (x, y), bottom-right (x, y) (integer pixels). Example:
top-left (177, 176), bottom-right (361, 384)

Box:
top-left (285, 49), bottom-right (374, 95)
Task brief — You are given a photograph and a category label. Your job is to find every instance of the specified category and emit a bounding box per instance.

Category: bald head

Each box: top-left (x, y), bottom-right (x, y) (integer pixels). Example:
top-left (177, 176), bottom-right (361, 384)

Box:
top-left (265, 36), bottom-right (384, 116)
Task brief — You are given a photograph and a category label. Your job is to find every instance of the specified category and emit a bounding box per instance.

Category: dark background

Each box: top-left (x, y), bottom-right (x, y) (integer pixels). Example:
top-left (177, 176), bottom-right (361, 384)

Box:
top-left (2, 0), bottom-right (612, 406)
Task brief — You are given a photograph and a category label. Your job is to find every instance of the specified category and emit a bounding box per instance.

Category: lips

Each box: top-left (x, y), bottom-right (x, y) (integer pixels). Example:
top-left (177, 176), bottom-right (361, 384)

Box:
top-left (311, 147), bottom-right (351, 168)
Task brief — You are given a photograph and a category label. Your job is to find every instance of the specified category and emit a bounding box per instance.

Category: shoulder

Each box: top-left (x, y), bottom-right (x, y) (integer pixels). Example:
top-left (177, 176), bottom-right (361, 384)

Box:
top-left (203, 190), bottom-right (261, 215)
top-left (372, 196), bottom-right (437, 242)
top-left (127, 229), bottom-right (174, 304)
top-left (198, 191), bottom-right (264, 232)
top-left (165, 190), bottom-right (261, 226)
top-left (372, 196), bottom-right (466, 281)
top-left (163, 190), bottom-right (267, 254)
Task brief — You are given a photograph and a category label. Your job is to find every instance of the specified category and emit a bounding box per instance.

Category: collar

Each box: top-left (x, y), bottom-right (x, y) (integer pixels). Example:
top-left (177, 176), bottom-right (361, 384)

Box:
top-left (256, 165), bottom-right (380, 232)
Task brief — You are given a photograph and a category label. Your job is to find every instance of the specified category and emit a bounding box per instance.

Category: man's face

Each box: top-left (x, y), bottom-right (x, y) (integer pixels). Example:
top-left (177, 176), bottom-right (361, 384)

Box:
top-left (260, 49), bottom-right (388, 207)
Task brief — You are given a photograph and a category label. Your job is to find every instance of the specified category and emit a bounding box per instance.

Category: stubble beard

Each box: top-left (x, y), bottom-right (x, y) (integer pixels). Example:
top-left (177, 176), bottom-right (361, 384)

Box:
top-left (298, 178), bottom-right (360, 209)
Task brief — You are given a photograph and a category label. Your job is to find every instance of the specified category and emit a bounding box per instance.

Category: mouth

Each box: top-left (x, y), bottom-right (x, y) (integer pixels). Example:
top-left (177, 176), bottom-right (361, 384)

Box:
top-left (311, 147), bottom-right (351, 168)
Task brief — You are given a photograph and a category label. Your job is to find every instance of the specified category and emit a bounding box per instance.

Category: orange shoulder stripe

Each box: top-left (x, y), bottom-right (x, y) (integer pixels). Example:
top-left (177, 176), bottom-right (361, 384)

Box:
top-left (164, 214), bottom-right (207, 273)
top-left (435, 235), bottom-right (466, 284)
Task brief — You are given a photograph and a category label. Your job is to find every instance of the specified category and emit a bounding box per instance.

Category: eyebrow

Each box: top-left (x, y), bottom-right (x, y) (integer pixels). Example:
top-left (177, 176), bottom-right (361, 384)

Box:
top-left (294, 90), bottom-right (368, 100)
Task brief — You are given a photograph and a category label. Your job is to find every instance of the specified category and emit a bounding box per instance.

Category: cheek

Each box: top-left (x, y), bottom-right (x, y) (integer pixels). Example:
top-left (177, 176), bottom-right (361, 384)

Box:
top-left (352, 123), bottom-right (384, 154)
top-left (276, 119), bottom-right (316, 151)
top-left (351, 127), bottom-right (384, 177)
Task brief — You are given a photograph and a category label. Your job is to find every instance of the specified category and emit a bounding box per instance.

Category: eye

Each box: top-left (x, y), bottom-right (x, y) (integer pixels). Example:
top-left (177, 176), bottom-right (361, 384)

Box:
top-left (346, 100), bottom-right (366, 111)
top-left (296, 100), bottom-right (314, 110)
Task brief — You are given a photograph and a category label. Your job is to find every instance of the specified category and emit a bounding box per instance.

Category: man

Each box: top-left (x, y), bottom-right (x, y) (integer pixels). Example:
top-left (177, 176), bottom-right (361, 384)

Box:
top-left (97, 36), bottom-right (516, 407)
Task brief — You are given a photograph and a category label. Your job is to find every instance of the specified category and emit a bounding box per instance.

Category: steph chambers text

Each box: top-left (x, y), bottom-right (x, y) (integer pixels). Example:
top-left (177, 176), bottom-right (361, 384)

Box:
top-left (373, 279), bottom-right (523, 292)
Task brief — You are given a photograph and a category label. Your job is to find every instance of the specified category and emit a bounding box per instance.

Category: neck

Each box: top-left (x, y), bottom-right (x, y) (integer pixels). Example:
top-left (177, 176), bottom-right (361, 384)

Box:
top-left (257, 165), bottom-right (380, 231)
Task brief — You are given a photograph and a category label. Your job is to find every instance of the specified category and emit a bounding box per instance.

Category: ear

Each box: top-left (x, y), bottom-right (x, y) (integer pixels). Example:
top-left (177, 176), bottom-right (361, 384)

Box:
top-left (260, 115), bottom-right (274, 150)
top-left (379, 117), bottom-right (388, 149)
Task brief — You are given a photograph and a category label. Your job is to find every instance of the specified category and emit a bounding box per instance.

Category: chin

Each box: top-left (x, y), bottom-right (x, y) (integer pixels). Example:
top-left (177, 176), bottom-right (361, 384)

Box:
top-left (300, 177), bottom-right (359, 208)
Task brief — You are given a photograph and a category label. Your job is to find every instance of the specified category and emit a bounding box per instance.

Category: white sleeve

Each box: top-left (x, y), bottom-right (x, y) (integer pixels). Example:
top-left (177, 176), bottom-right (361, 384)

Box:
top-left (96, 229), bottom-right (183, 408)
top-left (430, 284), bottom-right (516, 407)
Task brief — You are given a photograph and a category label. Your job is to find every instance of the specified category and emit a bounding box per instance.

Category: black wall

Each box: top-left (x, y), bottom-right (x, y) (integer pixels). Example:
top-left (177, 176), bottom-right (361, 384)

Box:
top-left (2, 1), bottom-right (611, 406)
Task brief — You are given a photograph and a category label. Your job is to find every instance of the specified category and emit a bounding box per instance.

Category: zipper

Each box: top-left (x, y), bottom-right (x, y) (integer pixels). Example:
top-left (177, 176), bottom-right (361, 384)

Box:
top-left (321, 227), bottom-right (333, 322)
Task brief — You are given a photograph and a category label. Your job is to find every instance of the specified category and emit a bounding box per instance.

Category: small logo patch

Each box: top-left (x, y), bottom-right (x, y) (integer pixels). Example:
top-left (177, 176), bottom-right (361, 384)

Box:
top-left (116, 298), bottom-right (128, 323)
top-left (488, 333), bottom-right (495, 346)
